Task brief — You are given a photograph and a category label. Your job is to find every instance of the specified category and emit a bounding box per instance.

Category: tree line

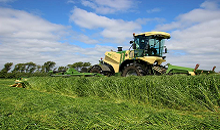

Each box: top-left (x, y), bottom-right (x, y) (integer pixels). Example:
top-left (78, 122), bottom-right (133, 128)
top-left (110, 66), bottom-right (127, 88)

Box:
top-left (0, 61), bottom-right (92, 78)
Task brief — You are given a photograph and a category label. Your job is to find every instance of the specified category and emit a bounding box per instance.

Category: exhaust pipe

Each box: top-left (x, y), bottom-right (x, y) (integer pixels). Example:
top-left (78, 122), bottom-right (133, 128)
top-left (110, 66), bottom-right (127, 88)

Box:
top-left (212, 66), bottom-right (216, 72)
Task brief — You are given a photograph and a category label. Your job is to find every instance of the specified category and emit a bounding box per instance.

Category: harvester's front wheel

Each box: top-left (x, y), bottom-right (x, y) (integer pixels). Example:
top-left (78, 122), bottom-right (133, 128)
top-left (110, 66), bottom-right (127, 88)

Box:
top-left (89, 65), bottom-right (103, 75)
top-left (122, 63), bottom-right (145, 77)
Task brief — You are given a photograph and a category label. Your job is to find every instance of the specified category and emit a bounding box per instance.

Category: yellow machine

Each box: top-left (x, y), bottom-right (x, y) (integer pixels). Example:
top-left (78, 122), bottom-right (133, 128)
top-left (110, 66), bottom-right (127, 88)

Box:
top-left (89, 32), bottom-right (171, 76)
top-left (89, 31), bottom-right (216, 76)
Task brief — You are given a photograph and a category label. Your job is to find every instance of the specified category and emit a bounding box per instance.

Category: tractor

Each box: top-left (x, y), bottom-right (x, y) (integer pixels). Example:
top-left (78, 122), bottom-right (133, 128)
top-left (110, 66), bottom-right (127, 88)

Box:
top-left (89, 32), bottom-right (216, 76)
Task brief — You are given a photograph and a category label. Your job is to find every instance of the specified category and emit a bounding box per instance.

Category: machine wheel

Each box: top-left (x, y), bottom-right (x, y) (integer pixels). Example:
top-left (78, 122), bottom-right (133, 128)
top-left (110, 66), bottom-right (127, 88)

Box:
top-left (89, 65), bottom-right (103, 74)
top-left (145, 65), bottom-right (154, 75)
top-left (122, 63), bottom-right (145, 77)
top-left (103, 71), bottom-right (113, 77)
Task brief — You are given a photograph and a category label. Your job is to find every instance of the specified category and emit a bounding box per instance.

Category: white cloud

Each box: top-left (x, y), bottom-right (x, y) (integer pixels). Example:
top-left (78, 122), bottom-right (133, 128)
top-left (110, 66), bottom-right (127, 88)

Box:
top-left (81, 0), bottom-right (134, 14)
top-left (200, 0), bottom-right (219, 10)
top-left (0, 7), bottom-right (113, 69)
top-left (74, 34), bottom-right (99, 44)
top-left (156, 1), bottom-right (220, 31)
top-left (67, 0), bottom-right (76, 4)
top-left (0, 0), bottom-right (15, 3)
top-left (146, 8), bottom-right (161, 13)
top-left (0, 8), bottom-right (66, 41)
top-left (156, 9), bottom-right (220, 31)
top-left (157, 0), bottom-right (220, 71)
top-left (69, 7), bottom-right (159, 44)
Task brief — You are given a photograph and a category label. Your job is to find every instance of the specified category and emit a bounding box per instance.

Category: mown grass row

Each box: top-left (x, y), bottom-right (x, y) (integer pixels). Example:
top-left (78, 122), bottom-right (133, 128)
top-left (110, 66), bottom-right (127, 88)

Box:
top-left (1, 83), bottom-right (220, 129)
top-left (27, 74), bottom-right (220, 112)
top-left (1, 75), bottom-right (220, 129)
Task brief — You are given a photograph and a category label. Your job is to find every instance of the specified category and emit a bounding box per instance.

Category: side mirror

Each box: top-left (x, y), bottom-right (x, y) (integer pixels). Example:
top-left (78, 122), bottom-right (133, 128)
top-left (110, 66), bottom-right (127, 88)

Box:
top-left (165, 48), bottom-right (167, 53)
top-left (130, 41), bottom-right (133, 44)
top-left (164, 46), bottom-right (167, 53)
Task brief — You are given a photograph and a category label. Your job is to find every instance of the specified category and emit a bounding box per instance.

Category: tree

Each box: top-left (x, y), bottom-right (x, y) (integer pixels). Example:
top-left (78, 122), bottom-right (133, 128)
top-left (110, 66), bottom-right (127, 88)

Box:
top-left (25, 62), bottom-right (36, 73)
top-left (42, 61), bottom-right (56, 73)
top-left (40, 65), bottom-right (45, 73)
top-left (67, 64), bottom-right (75, 69)
top-left (81, 62), bottom-right (91, 72)
top-left (73, 62), bottom-right (83, 71)
top-left (13, 63), bottom-right (26, 73)
top-left (58, 66), bottom-right (68, 72)
top-left (36, 65), bottom-right (42, 72)
top-left (67, 62), bottom-right (91, 72)
top-left (0, 62), bottom-right (13, 73)
top-left (83, 62), bottom-right (91, 68)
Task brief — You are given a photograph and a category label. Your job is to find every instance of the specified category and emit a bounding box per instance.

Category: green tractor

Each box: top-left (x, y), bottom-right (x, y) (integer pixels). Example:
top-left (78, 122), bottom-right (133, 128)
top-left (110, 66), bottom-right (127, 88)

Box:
top-left (89, 32), bottom-right (216, 76)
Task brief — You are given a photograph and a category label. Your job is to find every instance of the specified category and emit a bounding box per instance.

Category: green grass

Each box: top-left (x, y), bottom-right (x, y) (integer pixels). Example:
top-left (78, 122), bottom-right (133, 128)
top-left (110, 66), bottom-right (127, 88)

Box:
top-left (1, 75), bottom-right (220, 129)
top-left (27, 74), bottom-right (220, 111)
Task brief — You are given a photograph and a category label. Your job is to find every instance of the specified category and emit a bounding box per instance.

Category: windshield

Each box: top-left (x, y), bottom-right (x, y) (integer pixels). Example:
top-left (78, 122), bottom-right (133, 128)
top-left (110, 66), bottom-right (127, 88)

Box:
top-left (134, 36), bottom-right (165, 57)
top-left (148, 38), bottom-right (165, 57)
top-left (134, 35), bottom-right (147, 49)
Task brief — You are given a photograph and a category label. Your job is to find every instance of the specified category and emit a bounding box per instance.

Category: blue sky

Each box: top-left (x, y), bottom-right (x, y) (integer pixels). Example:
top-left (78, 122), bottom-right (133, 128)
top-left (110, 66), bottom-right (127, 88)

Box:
top-left (0, 0), bottom-right (220, 72)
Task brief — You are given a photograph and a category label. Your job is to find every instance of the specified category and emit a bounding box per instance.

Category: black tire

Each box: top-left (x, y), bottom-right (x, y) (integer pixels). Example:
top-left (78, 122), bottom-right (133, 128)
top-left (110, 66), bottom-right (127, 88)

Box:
top-left (145, 65), bottom-right (153, 75)
top-left (89, 65), bottom-right (103, 74)
top-left (122, 63), bottom-right (145, 77)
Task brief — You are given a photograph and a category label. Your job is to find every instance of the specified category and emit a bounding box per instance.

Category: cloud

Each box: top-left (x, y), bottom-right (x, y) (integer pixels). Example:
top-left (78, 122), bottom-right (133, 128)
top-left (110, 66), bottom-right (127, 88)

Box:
top-left (0, 8), bottom-right (66, 41)
top-left (146, 8), bottom-right (161, 13)
top-left (200, 0), bottom-right (219, 10)
top-left (81, 0), bottom-right (134, 14)
top-left (71, 34), bottom-right (99, 44)
top-left (67, 0), bottom-right (76, 4)
top-left (156, 0), bottom-right (220, 71)
top-left (69, 7), bottom-right (160, 44)
top-left (0, 7), bottom-right (113, 69)
top-left (0, 0), bottom-right (15, 3)
top-left (156, 1), bottom-right (220, 31)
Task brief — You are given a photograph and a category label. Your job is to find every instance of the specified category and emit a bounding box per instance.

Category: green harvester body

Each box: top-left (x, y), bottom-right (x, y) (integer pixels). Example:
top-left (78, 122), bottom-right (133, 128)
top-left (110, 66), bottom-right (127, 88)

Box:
top-left (166, 63), bottom-right (216, 75)
top-left (50, 68), bottom-right (103, 77)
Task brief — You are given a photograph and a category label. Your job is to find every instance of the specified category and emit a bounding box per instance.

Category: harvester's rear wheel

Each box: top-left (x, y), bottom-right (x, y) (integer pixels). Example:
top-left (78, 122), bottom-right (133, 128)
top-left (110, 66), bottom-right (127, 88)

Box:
top-left (122, 63), bottom-right (145, 77)
top-left (89, 65), bottom-right (103, 75)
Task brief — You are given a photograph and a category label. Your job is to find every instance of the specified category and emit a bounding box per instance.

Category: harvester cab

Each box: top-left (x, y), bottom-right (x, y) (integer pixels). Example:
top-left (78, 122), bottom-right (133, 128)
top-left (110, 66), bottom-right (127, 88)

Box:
top-left (131, 32), bottom-right (170, 58)
top-left (89, 31), bottom-right (216, 77)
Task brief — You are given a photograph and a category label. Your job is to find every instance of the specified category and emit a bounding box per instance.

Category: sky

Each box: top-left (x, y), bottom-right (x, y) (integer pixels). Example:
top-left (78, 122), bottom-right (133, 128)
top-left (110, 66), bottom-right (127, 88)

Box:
top-left (0, 0), bottom-right (220, 72)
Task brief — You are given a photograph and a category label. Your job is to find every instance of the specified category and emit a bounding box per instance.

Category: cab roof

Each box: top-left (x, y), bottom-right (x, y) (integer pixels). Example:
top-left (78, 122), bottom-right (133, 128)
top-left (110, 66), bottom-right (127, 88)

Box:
top-left (134, 31), bottom-right (171, 39)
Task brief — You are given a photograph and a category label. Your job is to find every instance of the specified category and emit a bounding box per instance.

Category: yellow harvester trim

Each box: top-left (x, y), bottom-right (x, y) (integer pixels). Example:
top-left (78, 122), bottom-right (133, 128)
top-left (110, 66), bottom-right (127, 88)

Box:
top-left (123, 50), bottom-right (165, 65)
top-left (135, 31), bottom-right (171, 39)
top-left (137, 57), bottom-right (166, 65)
top-left (104, 51), bottom-right (121, 73)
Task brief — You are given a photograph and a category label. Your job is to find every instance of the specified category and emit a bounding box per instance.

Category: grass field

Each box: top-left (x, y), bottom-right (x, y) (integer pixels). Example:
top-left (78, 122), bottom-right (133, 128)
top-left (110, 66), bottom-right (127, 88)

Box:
top-left (0, 75), bottom-right (220, 129)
